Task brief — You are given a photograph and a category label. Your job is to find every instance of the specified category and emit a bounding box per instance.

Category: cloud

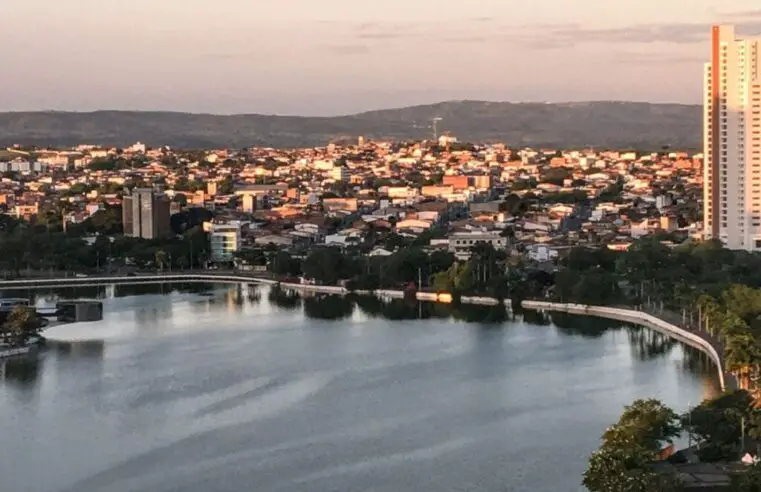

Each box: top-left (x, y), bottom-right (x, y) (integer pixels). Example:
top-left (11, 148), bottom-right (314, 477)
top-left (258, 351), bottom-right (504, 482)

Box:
top-left (512, 20), bottom-right (761, 49)
top-left (442, 35), bottom-right (491, 44)
top-left (322, 44), bottom-right (371, 55)
top-left (608, 51), bottom-right (706, 65)
top-left (353, 22), bottom-right (428, 41)
top-left (198, 52), bottom-right (258, 60)
top-left (340, 17), bottom-right (761, 51)
top-left (356, 32), bottom-right (403, 40)
top-left (716, 9), bottom-right (761, 20)
top-left (547, 23), bottom-right (705, 45)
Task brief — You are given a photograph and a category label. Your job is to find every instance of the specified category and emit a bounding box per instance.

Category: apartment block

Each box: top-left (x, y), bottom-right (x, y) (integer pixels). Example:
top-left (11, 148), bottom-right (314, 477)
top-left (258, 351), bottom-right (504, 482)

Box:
top-left (703, 25), bottom-right (761, 250)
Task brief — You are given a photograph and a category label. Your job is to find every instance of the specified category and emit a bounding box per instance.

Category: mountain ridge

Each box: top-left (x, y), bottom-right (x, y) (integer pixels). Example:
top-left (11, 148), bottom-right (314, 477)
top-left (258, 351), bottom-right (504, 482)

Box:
top-left (0, 100), bottom-right (702, 150)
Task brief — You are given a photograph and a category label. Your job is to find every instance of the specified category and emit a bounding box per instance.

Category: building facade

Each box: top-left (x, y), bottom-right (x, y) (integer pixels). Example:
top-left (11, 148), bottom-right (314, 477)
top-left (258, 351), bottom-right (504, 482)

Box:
top-left (447, 232), bottom-right (507, 259)
top-left (123, 188), bottom-right (171, 239)
top-left (210, 223), bottom-right (242, 263)
top-left (703, 25), bottom-right (761, 250)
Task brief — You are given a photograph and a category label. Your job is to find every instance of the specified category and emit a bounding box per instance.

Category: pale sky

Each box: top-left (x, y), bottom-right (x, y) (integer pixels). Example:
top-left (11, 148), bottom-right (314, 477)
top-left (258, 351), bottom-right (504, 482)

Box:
top-left (3, 0), bottom-right (761, 115)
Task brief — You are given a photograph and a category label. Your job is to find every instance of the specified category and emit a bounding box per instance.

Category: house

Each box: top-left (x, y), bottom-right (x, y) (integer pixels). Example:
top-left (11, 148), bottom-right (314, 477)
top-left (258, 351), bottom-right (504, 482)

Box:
top-left (368, 247), bottom-right (393, 257)
top-left (395, 219), bottom-right (433, 234)
top-left (526, 244), bottom-right (559, 263)
top-left (254, 234), bottom-right (294, 247)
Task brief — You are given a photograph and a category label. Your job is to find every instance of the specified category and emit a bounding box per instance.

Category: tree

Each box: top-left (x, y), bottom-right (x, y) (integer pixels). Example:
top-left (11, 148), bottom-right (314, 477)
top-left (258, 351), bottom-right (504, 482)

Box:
top-left (1, 306), bottom-right (43, 346)
top-left (502, 194), bottom-right (527, 217)
top-left (173, 194), bottom-right (188, 207)
top-left (685, 390), bottom-right (753, 461)
top-left (731, 463), bottom-right (761, 491)
top-left (302, 247), bottom-right (344, 285)
top-left (384, 233), bottom-right (407, 251)
top-left (603, 399), bottom-right (681, 452)
top-left (155, 250), bottom-right (169, 271)
top-left (432, 261), bottom-right (475, 294)
top-left (584, 399), bottom-right (683, 492)
top-left (270, 250), bottom-right (300, 277)
top-left (583, 446), bottom-right (682, 492)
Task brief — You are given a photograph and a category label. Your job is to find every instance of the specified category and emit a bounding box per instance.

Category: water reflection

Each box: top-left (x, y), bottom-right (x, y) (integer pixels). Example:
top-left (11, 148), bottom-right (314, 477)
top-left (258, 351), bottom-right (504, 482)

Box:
top-left (49, 340), bottom-right (105, 359)
top-left (134, 300), bottom-right (174, 326)
top-left (303, 295), bottom-right (355, 320)
top-left (681, 347), bottom-right (723, 401)
top-left (1, 355), bottom-right (41, 386)
top-left (1, 284), bottom-right (723, 392)
top-left (0, 282), bottom-right (221, 304)
top-left (268, 286), bottom-right (303, 310)
top-left (522, 309), bottom-right (551, 326)
top-left (548, 311), bottom-right (619, 338)
top-left (627, 325), bottom-right (678, 361)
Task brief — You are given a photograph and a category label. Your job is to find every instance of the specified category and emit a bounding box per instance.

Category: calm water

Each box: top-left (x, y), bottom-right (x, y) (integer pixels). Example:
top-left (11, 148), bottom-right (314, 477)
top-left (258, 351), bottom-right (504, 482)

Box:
top-left (0, 284), bottom-right (720, 492)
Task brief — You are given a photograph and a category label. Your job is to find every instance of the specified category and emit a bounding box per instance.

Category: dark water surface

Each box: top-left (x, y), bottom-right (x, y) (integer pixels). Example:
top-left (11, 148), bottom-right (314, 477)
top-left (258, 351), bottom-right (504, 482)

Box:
top-left (0, 284), bottom-right (720, 492)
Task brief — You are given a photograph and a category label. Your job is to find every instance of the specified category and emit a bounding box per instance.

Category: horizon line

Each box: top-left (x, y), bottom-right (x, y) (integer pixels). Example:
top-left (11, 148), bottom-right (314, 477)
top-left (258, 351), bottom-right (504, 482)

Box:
top-left (0, 98), bottom-right (702, 118)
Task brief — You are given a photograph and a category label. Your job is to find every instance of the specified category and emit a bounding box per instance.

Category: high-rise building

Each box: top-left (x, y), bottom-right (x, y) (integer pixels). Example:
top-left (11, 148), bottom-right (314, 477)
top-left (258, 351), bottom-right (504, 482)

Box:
top-left (703, 25), bottom-right (761, 250)
top-left (122, 188), bottom-right (172, 239)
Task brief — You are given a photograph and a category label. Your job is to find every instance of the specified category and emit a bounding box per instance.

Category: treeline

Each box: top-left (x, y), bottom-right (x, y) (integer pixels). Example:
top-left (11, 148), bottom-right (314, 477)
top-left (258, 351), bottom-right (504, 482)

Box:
top-left (247, 243), bottom-right (553, 306)
top-left (555, 237), bottom-right (761, 307)
top-left (263, 236), bottom-right (761, 311)
top-left (0, 208), bottom-right (212, 274)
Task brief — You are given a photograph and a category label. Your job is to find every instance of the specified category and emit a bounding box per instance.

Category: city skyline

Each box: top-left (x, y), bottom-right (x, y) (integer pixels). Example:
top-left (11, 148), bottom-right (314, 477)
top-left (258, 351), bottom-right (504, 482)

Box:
top-left (3, 0), bottom-right (761, 116)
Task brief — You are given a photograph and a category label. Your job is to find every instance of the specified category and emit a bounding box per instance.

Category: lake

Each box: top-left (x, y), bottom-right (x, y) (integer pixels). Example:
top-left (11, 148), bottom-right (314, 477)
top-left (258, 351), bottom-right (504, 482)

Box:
top-left (0, 283), bottom-right (720, 492)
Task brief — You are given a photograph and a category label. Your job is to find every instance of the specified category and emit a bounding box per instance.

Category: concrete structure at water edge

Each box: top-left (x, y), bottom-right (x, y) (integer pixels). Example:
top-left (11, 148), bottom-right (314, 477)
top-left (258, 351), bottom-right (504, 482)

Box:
top-left (522, 301), bottom-right (729, 391)
top-left (55, 301), bottom-right (104, 323)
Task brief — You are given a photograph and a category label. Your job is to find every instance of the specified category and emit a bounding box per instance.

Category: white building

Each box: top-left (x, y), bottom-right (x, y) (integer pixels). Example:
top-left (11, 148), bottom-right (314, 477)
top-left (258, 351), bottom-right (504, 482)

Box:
top-left (129, 142), bottom-right (147, 153)
top-left (210, 223), bottom-right (242, 263)
top-left (703, 25), bottom-right (761, 250)
top-left (330, 166), bottom-right (349, 182)
top-left (447, 232), bottom-right (507, 259)
top-left (526, 244), bottom-right (559, 263)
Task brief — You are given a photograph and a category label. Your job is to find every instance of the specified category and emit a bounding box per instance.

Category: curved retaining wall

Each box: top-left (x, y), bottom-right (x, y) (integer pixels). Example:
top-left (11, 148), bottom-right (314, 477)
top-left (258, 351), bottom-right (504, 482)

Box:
top-left (523, 300), bottom-right (727, 391)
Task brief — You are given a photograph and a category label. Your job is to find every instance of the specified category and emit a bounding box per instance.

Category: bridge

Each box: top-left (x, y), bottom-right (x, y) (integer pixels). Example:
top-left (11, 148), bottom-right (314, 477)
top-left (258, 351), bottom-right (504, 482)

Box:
top-left (0, 272), bottom-right (349, 294)
top-left (0, 272), bottom-right (270, 288)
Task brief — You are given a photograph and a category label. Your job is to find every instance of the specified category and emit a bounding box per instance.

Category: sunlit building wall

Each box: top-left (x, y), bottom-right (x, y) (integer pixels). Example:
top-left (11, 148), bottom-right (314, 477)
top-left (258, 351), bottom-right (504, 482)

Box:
top-left (703, 25), bottom-right (761, 250)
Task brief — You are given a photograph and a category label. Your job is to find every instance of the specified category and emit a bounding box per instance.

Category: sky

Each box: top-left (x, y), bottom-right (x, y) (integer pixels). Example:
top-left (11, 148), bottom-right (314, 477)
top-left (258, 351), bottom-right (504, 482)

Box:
top-left (3, 0), bottom-right (761, 115)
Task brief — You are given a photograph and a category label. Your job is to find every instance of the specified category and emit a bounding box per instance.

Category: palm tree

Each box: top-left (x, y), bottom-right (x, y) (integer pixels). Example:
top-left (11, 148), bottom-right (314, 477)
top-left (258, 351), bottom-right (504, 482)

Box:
top-left (696, 294), bottom-right (719, 335)
top-left (155, 250), bottom-right (168, 272)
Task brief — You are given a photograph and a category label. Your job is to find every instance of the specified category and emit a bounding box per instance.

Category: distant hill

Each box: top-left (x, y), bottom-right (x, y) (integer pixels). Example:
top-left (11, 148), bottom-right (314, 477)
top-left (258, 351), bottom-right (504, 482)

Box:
top-left (0, 101), bottom-right (702, 150)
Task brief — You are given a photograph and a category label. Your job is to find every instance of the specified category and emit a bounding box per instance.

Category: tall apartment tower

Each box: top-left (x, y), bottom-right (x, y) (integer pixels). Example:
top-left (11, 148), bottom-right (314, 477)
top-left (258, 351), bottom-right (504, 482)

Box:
top-left (703, 25), bottom-right (761, 250)
top-left (122, 188), bottom-right (172, 239)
